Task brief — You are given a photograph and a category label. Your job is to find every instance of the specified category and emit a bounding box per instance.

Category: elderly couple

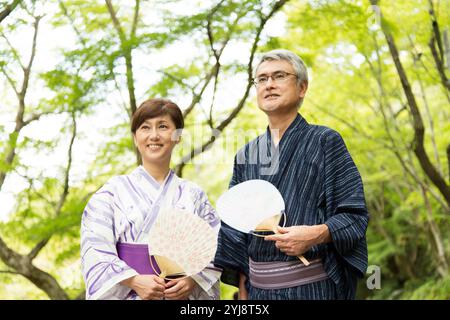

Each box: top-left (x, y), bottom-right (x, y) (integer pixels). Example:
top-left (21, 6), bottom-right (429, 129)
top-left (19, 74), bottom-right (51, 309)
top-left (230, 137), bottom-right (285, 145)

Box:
top-left (80, 49), bottom-right (369, 300)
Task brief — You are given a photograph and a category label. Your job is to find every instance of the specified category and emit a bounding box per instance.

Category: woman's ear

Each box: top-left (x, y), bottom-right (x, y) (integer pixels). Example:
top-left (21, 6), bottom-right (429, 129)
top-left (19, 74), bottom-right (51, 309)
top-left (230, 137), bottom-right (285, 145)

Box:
top-left (172, 129), bottom-right (183, 144)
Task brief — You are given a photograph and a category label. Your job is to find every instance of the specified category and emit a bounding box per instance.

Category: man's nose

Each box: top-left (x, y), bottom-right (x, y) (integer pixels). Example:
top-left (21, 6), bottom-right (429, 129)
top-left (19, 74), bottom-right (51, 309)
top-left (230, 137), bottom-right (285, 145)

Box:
top-left (264, 76), bottom-right (276, 88)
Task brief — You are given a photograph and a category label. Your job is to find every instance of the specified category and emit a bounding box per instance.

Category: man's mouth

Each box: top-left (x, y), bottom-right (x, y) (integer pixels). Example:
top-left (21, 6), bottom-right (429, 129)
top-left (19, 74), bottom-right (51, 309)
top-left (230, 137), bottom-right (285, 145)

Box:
top-left (264, 94), bottom-right (280, 99)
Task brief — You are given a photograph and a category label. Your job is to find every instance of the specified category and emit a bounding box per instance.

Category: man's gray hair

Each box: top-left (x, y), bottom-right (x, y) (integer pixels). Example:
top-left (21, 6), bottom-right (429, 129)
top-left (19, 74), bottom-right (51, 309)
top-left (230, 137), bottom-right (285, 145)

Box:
top-left (255, 49), bottom-right (308, 84)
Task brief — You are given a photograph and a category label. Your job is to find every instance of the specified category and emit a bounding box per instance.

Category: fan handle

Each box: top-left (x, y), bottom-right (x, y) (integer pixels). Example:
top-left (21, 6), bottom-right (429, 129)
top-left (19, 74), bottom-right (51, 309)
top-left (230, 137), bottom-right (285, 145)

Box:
top-left (252, 210), bottom-right (310, 266)
top-left (149, 255), bottom-right (188, 281)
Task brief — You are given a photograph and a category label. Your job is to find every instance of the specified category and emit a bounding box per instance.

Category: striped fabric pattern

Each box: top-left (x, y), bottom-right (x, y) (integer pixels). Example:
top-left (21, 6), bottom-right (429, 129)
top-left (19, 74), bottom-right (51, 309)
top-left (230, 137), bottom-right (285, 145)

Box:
top-left (249, 258), bottom-right (329, 290)
top-left (214, 113), bottom-right (369, 300)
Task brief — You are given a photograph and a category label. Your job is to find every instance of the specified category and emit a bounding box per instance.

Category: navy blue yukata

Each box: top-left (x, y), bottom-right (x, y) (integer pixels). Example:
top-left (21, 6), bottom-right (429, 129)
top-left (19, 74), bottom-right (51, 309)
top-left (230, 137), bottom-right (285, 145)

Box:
top-left (214, 113), bottom-right (369, 300)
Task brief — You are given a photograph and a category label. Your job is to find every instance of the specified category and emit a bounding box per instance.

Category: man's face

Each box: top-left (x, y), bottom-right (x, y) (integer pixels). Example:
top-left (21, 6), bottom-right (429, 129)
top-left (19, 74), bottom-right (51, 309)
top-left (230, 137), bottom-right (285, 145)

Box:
top-left (255, 60), bottom-right (307, 116)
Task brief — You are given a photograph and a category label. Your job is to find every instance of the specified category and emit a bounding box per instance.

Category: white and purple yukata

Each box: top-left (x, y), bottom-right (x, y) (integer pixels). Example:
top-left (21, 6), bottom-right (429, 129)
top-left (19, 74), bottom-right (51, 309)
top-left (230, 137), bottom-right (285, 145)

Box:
top-left (81, 166), bottom-right (221, 300)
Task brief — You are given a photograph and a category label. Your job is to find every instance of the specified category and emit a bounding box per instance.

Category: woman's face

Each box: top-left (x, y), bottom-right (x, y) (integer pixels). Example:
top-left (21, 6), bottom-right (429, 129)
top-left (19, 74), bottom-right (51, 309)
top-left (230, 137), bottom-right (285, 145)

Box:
top-left (133, 115), bottom-right (180, 166)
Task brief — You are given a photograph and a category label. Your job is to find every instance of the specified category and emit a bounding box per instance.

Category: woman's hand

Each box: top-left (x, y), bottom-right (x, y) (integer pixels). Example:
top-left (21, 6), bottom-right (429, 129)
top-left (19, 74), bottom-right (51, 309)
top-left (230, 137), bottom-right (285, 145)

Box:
top-left (121, 275), bottom-right (166, 300)
top-left (163, 277), bottom-right (197, 300)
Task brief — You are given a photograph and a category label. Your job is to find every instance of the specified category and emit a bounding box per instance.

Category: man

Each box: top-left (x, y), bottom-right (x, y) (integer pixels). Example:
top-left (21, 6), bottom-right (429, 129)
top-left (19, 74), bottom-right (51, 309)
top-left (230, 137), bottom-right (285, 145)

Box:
top-left (214, 49), bottom-right (369, 300)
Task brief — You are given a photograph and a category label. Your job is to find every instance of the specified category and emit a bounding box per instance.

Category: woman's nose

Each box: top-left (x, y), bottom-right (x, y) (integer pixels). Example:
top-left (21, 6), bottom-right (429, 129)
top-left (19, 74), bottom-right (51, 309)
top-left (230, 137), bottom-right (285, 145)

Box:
top-left (149, 128), bottom-right (160, 140)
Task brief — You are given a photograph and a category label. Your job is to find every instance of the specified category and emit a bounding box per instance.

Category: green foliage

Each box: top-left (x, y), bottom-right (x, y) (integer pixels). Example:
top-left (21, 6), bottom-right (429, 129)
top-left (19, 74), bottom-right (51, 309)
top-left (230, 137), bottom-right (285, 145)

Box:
top-left (405, 276), bottom-right (450, 300)
top-left (220, 282), bottom-right (238, 300)
top-left (0, 0), bottom-right (448, 300)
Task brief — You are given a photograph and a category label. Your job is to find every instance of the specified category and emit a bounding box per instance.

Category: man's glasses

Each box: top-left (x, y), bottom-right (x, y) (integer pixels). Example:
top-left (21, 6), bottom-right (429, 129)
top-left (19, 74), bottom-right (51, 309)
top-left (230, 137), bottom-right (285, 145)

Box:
top-left (253, 71), bottom-right (298, 87)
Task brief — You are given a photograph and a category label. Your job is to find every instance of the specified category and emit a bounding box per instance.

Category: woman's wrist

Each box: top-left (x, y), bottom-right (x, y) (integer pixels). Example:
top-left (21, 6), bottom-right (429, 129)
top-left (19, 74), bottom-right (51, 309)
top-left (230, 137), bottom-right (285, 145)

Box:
top-left (120, 275), bottom-right (137, 289)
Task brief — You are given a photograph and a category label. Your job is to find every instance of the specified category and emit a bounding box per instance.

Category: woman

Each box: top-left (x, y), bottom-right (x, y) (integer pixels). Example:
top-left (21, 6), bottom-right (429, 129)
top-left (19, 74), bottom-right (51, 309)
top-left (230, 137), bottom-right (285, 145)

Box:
top-left (81, 98), bottom-right (221, 300)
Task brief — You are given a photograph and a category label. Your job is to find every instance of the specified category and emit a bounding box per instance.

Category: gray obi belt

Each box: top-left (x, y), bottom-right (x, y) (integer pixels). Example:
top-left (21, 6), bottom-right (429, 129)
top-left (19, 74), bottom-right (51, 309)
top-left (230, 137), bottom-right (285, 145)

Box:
top-left (249, 258), bottom-right (329, 290)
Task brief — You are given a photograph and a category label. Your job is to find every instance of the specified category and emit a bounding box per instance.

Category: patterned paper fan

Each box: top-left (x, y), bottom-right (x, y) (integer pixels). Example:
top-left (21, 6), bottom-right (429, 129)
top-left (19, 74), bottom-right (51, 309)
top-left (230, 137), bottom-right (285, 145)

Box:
top-left (148, 208), bottom-right (217, 279)
top-left (217, 179), bottom-right (310, 266)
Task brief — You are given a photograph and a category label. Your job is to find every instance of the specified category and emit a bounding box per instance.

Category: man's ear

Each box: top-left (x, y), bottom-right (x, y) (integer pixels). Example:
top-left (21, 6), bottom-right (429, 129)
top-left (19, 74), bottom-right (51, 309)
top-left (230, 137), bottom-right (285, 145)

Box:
top-left (132, 134), bottom-right (137, 147)
top-left (298, 81), bottom-right (308, 98)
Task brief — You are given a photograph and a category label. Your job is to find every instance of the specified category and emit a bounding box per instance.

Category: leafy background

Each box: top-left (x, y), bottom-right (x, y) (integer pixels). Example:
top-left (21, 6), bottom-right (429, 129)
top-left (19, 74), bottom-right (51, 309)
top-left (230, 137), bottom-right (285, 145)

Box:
top-left (0, 0), bottom-right (449, 299)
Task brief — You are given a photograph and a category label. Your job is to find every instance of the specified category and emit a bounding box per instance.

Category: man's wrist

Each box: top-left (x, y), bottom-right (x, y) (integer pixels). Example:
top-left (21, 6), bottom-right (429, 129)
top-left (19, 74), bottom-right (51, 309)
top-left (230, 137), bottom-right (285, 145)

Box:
top-left (316, 224), bottom-right (331, 244)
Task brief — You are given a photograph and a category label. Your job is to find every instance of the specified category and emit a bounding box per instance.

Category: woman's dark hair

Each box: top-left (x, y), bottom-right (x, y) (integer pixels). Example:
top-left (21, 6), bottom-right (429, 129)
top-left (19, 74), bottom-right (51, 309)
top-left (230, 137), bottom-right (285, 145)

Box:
top-left (131, 98), bottom-right (184, 133)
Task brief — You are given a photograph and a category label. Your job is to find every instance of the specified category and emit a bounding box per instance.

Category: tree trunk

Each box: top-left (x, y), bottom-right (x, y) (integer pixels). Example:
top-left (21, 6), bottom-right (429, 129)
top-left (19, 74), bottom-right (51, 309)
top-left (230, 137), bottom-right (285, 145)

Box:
top-left (370, 0), bottom-right (450, 207)
top-left (0, 237), bottom-right (69, 299)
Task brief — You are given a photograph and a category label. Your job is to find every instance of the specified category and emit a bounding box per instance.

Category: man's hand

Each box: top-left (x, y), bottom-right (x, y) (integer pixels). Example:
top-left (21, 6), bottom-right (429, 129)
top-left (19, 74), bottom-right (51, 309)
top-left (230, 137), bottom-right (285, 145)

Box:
top-left (238, 273), bottom-right (248, 300)
top-left (264, 224), bottom-right (331, 256)
top-left (163, 276), bottom-right (197, 300)
top-left (121, 275), bottom-right (166, 300)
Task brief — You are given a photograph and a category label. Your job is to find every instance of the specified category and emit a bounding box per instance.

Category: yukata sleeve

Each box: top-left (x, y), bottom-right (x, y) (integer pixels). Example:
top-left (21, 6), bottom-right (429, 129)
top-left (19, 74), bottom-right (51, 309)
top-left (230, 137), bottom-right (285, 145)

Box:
top-left (80, 181), bottom-right (138, 300)
top-left (189, 188), bottom-right (222, 300)
top-left (322, 131), bottom-right (369, 277)
top-left (213, 155), bottom-right (249, 288)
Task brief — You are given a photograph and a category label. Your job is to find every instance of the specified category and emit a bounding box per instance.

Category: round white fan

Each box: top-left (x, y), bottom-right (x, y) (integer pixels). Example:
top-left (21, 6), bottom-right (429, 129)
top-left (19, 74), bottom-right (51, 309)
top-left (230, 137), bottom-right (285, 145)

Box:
top-left (148, 208), bottom-right (217, 280)
top-left (216, 179), bottom-right (285, 233)
top-left (216, 179), bottom-right (310, 266)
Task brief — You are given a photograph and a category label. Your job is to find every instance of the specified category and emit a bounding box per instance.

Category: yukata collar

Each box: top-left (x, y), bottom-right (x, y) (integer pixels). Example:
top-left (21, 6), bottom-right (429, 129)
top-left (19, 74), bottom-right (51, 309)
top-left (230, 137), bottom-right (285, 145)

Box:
top-left (136, 165), bottom-right (174, 189)
top-left (265, 113), bottom-right (308, 146)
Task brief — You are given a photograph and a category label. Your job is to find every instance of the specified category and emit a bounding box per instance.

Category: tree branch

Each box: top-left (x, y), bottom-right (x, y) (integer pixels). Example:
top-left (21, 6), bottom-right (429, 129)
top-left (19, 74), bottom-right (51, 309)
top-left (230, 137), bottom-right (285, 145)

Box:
top-left (175, 0), bottom-right (289, 176)
top-left (420, 184), bottom-right (449, 278)
top-left (370, 0), bottom-right (450, 207)
top-left (57, 0), bottom-right (87, 47)
top-left (28, 112), bottom-right (76, 261)
top-left (0, 269), bottom-right (20, 275)
top-left (413, 68), bottom-right (443, 175)
top-left (428, 0), bottom-right (444, 61)
top-left (158, 70), bottom-right (194, 91)
top-left (0, 0), bottom-right (21, 24)
top-left (447, 143), bottom-right (450, 182)
top-left (105, 0), bottom-right (126, 42)
top-left (0, 14), bottom-right (41, 191)
top-left (206, 0), bottom-right (226, 60)
top-left (22, 110), bottom-right (59, 127)
top-left (105, 0), bottom-right (137, 116)
top-left (130, 0), bottom-right (140, 39)
top-left (20, 15), bottom-right (41, 98)
top-left (0, 31), bottom-right (25, 70)
top-left (183, 63), bottom-right (218, 119)
top-left (0, 64), bottom-right (19, 95)
top-left (0, 236), bottom-right (69, 299)
top-left (427, 0), bottom-right (450, 93)
top-left (360, 38), bottom-right (450, 212)
top-left (429, 37), bottom-right (450, 92)
top-left (205, 3), bottom-right (246, 128)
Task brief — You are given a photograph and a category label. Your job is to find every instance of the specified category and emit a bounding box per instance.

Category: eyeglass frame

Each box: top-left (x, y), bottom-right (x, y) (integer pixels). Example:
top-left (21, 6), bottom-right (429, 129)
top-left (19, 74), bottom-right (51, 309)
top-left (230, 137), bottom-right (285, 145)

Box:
top-left (252, 71), bottom-right (299, 87)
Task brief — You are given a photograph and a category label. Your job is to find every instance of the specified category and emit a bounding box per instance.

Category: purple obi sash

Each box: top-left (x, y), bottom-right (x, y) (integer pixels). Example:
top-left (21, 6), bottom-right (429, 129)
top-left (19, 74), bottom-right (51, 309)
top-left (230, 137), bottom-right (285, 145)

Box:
top-left (116, 242), bottom-right (161, 275)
